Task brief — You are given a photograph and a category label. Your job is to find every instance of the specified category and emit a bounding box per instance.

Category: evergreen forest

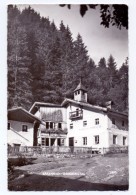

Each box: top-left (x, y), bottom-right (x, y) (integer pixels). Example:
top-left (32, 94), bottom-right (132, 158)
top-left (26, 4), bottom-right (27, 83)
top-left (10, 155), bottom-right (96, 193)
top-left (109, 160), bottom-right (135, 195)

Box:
top-left (8, 5), bottom-right (128, 112)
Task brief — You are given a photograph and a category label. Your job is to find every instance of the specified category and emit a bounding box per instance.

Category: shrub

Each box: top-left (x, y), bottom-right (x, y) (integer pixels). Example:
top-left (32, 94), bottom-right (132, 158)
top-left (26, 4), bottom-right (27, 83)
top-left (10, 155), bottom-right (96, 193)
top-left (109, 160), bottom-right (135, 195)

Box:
top-left (8, 155), bottom-right (28, 167)
top-left (17, 154), bottom-right (28, 166)
top-left (8, 160), bottom-right (14, 175)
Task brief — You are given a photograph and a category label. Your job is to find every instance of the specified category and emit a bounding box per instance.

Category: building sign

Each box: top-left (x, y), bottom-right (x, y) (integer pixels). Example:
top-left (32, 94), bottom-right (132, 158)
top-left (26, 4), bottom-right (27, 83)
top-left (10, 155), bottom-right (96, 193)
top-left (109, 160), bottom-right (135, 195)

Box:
top-left (41, 133), bottom-right (66, 138)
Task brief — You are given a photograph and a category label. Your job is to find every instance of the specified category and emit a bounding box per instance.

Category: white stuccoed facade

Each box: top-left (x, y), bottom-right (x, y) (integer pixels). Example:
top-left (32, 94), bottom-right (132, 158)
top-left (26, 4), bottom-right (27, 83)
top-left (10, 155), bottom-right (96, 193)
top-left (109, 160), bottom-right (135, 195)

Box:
top-left (61, 81), bottom-right (128, 148)
top-left (107, 114), bottom-right (128, 146)
top-left (65, 104), bottom-right (109, 148)
top-left (8, 120), bottom-right (34, 146)
top-left (8, 82), bottom-right (128, 148)
top-left (8, 107), bottom-right (41, 147)
top-left (64, 103), bottom-right (128, 148)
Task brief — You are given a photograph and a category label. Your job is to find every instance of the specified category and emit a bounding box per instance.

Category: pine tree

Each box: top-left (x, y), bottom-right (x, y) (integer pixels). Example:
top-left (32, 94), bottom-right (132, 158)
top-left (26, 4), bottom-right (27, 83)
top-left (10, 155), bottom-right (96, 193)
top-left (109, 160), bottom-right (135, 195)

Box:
top-left (19, 6), bottom-right (40, 27)
top-left (84, 58), bottom-right (96, 89)
top-left (107, 55), bottom-right (118, 88)
top-left (107, 57), bottom-right (128, 111)
top-left (98, 57), bottom-right (106, 68)
top-left (7, 5), bottom-right (128, 113)
top-left (58, 22), bottom-right (75, 98)
top-left (18, 6), bottom-right (41, 104)
top-left (118, 57), bottom-right (128, 82)
top-left (88, 58), bottom-right (96, 70)
top-left (8, 5), bottom-right (33, 109)
top-left (73, 33), bottom-right (89, 84)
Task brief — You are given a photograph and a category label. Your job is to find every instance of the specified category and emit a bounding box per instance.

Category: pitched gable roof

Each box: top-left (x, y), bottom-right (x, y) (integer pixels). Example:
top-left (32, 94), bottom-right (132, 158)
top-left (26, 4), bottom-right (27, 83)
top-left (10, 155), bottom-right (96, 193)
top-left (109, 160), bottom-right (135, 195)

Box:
top-left (8, 107), bottom-right (42, 123)
top-left (61, 98), bottom-right (128, 118)
top-left (61, 98), bottom-right (107, 112)
top-left (29, 102), bottom-right (62, 114)
top-left (74, 81), bottom-right (87, 92)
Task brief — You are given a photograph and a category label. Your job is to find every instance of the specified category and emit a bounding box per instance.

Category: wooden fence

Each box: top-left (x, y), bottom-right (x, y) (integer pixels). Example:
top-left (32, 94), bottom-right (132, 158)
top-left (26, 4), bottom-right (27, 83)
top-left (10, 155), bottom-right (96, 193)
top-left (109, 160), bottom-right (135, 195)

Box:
top-left (8, 145), bottom-right (128, 157)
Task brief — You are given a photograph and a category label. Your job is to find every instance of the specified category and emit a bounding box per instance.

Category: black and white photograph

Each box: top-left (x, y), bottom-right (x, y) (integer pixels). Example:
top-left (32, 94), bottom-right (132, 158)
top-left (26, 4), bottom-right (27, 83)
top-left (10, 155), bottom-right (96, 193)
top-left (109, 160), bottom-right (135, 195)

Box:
top-left (7, 3), bottom-right (129, 191)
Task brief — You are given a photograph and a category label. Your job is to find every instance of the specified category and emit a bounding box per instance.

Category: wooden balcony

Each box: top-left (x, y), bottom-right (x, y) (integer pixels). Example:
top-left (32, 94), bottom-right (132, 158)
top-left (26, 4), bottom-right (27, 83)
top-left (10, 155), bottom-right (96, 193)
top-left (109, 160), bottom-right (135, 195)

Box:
top-left (69, 109), bottom-right (83, 120)
top-left (41, 128), bottom-right (67, 135)
top-left (108, 126), bottom-right (128, 131)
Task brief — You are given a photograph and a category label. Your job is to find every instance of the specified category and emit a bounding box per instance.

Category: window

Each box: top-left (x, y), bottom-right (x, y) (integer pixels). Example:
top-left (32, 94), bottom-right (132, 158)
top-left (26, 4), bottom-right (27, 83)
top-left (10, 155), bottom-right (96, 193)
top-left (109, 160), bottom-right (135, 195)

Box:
top-left (112, 118), bottom-right (115, 125)
top-left (8, 122), bottom-right (10, 130)
top-left (50, 122), bottom-right (53, 129)
top-left (22, 125), bottom-right (28, 132)
top-left (41, 130), bottom-right (46, 134)
top-left (95, 118), bottom-right (99, 125)
top-left (122, 120), bottom-right (125, 127)
top-left (123, 136), bottom-right (127, 145)
top-left (83, 137), bottom-right (87, 145)
top-left (58, 123), bottom-right (62, 129)
top-left (78, 90), bottom-right (80, 94)
top-left (61, 139), bottom-right (65, 146)
top-left (76, 108), bottom-right (79, 116)
top-left (83, 121), bottom-right (87, 126)
top-left (46, 138), bottom-right (49, 146)
top-left (41, 138), bottom-right (49, 146)
top-left (113, 135), bottom-right (117, 144)
top-left (70, 123), bottom-right (73, 129)
top-left (46, 122), bottom-right (49, 129)
top-left (41, 138), bottom-right (45, 146)
top-left (94, 135), bottom-right (99, 144)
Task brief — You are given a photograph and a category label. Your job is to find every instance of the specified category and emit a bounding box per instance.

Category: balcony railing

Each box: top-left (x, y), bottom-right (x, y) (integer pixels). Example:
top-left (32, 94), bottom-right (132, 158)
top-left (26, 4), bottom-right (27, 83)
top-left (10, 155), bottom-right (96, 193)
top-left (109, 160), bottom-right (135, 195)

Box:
top-left (108, 126), bottom-right (128, 131)
top-left (40, 128), bottom-right (67, 135)
top-left (69, 110), bottom-right (83, 120)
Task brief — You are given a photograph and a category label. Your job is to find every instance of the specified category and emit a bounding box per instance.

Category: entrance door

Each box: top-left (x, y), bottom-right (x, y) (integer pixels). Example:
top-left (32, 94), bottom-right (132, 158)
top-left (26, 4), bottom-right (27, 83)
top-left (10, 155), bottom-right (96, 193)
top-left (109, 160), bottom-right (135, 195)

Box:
top-left (69, 137), bottom-right (74, 146)
top-left (51, 138), bottom-right (55, 146)
top-left (14, 144), bottom-right (20, 155)
top-left (46, 138), bottom-right (49, 146)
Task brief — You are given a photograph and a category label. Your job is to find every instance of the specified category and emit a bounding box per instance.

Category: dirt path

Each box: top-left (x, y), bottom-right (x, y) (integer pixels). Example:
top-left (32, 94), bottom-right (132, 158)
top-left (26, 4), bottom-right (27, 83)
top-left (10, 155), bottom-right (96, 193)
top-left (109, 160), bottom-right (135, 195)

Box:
top-left (8, 154), bottom-right (128, 191)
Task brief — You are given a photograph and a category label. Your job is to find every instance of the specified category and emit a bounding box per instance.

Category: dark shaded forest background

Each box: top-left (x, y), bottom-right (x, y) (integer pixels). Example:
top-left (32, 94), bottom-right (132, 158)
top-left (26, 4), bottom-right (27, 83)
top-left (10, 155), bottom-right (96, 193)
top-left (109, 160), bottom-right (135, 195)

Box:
top-left (8, 5), bottom-right (128, 112)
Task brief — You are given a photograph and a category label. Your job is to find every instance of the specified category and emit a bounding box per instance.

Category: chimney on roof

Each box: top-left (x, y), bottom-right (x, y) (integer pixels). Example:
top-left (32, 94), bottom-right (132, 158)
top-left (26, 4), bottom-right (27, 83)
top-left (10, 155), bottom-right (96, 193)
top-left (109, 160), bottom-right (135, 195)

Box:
top-left (105, 101), bottom-right (113, 109)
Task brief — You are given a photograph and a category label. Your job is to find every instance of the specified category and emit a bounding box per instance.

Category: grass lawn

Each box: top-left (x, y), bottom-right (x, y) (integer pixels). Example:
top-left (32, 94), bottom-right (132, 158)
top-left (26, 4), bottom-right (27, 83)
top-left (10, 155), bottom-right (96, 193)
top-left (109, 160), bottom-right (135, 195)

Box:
top-left (8, 153), bottom-right (128, 191)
